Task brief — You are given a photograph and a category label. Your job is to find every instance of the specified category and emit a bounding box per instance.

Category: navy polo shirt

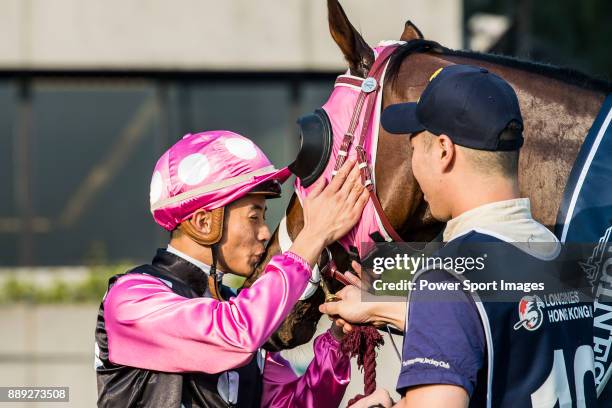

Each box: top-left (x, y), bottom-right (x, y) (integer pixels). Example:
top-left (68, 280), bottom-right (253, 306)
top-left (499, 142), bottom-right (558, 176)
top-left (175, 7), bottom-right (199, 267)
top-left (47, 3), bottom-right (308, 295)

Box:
top-left (396, 269), bottom-right (485, 396)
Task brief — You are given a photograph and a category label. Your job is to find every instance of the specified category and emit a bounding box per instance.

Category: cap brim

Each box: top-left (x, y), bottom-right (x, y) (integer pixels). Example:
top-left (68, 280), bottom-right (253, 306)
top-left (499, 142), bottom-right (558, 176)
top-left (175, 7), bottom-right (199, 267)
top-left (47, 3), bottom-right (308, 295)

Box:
top-left (246, 166), bottom-right (291, 198)
top-left (381, 103), bottom-right (426, 135)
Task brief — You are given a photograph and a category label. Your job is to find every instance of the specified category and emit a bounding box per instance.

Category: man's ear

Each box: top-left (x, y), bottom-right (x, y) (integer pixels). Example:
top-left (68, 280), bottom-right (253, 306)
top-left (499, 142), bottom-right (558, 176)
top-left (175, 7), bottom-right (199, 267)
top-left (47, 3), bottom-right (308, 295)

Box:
top-left (189, 209), bottom-right (213, 234)
top-left (437, 134), bottom-right (455, 172)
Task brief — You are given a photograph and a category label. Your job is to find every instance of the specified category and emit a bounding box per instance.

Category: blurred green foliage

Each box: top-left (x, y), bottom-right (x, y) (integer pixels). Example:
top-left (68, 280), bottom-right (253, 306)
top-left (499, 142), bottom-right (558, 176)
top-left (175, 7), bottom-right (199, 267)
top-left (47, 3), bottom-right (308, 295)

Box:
top-left (0, 264), bottom-right (129, 304)
top-left (0, 239), bottom-right (246, 304)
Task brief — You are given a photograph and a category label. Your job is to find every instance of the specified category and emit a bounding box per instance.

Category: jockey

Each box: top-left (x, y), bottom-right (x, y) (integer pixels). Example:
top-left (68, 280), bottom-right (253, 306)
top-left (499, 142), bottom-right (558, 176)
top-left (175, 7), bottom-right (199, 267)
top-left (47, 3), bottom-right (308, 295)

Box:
top-left (95, 130), bottom-right (369, 407)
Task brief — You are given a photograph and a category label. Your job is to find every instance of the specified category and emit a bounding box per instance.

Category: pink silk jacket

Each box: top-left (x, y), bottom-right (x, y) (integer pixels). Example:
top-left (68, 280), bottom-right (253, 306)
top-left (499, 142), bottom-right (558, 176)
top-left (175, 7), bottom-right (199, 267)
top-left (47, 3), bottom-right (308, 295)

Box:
top-left (103, 253), bottom-right (350, 407)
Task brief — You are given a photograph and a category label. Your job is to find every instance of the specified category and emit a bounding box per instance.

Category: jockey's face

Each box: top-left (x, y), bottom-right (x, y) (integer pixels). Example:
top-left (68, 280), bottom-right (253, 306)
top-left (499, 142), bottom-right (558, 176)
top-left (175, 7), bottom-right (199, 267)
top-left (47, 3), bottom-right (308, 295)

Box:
top-left (217, 194), bottom-right (271, 277)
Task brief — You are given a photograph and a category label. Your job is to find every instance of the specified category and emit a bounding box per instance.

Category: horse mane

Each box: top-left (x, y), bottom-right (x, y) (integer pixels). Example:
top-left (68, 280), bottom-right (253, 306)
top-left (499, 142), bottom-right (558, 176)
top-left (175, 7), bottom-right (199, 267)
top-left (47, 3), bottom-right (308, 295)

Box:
top-left (387, 39), bottom-right (612, 94)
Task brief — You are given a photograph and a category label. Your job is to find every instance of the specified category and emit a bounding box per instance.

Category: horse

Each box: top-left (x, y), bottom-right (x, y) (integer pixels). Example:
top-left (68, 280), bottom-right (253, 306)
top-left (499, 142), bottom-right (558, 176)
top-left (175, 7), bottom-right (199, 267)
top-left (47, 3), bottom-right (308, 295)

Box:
top-left (244, 0), bottom-right (612, 354)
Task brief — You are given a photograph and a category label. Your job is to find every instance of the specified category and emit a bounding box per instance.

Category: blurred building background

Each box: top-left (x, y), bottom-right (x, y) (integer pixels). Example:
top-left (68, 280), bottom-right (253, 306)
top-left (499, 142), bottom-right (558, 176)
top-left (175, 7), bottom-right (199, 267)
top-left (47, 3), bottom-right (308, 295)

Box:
top-left (0, 0), bottom-right (461, 268)
top-left (0, 0), bottom-right (609, 406)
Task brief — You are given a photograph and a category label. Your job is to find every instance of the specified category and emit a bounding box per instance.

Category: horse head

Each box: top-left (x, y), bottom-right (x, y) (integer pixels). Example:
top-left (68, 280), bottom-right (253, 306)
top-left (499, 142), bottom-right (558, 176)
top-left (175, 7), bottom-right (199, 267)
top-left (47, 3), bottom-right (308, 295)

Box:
top-left (325, 0), bottom-right (443, 243)
top-left (244, 0), bottom-right (450, 351)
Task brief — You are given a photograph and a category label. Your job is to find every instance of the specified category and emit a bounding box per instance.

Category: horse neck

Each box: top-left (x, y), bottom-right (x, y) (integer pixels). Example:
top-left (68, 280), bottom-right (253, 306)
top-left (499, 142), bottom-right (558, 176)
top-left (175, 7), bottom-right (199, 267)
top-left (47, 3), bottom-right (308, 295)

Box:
top-left (445, 54), bottom-right (606, 227)
top-left (376, 51), bottom-right (607, 237)
top-left (375, 53), bottom-right (449, 242)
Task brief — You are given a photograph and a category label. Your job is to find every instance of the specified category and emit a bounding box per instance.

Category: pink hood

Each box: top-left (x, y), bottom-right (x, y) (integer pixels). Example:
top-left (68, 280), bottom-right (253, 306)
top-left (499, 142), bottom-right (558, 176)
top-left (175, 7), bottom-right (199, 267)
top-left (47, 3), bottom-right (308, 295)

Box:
top-left (295, 45), bottom-right (397, 256)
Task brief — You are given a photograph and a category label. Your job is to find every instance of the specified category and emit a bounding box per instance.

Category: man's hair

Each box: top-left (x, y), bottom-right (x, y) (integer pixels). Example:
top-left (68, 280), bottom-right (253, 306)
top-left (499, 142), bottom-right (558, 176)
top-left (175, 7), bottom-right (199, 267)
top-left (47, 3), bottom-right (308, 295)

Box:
top-left (460, 120), bottom-right (522, 178)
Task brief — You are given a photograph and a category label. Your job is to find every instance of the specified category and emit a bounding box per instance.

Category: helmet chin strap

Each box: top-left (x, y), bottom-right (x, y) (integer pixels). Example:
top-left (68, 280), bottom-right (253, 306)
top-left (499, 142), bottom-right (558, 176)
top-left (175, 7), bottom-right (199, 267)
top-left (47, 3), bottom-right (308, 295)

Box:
top-left (207, 243), bottom-right (223, 301)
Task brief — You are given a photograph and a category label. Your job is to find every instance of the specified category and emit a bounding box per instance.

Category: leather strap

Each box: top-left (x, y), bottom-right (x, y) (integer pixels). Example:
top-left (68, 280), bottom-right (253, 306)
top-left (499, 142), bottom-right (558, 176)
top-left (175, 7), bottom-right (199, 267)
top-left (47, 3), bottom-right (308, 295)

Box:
top-left (179, 208), bottom-right (225, 300)
top-left (179, 207), bottom-right (225, 246)
top-left (333, 92), bottom-right (366, 173)
top-left (333, 46), bottom-right (404, 244)
top-left (335, 76), bottom-right (364, 88)
top-left (320, 257), bottom-right (352, 287)
top-left (369, 189), bottom-right (403, 242)
top-left (207, 244), bottom-right (223, 301)
top-left (207, 274), bottom-right (222, 301)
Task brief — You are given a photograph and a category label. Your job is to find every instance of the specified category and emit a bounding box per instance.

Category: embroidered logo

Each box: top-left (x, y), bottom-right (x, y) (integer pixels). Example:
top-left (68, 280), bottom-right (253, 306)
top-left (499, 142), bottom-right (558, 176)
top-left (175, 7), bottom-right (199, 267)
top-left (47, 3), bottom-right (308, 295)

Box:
top-left (513, 295), bottom-right (545, 331)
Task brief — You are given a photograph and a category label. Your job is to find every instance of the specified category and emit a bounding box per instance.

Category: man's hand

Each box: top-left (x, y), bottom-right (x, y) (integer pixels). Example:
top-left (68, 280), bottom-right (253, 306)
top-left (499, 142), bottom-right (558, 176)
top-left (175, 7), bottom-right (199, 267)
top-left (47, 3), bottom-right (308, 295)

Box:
top-left (348, 388), bottom-right (393, 408)
top-left (319, 285), bottom-right (375, 329)
top-left (320, 261), bottom-right (407, 332)
top-left (329, 317), bottom-right (346, 340)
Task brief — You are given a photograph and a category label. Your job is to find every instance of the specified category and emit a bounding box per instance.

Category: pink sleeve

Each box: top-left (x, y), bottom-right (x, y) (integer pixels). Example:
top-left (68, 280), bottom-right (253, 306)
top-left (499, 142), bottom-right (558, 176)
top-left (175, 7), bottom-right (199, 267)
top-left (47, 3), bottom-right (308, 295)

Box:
top-left (103, 253), bottom-right (310, 374)
top-left (261, 331), bottom-right (351, 408)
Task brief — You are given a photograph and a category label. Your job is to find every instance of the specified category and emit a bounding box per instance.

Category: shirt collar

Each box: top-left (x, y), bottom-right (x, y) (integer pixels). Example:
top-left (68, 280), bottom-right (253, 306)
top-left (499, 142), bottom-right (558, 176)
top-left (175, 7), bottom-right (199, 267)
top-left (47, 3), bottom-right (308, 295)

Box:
top-left (442, 198), bottom-right (560, 259)
top-left (166, 244), bottom-right (222, 279)
top-left (444, 198), bottom-right (532, 242)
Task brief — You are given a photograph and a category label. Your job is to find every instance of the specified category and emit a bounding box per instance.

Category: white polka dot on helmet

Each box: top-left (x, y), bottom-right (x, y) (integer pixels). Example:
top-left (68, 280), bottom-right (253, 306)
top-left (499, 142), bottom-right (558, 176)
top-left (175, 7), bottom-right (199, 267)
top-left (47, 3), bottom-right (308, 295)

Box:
top-left (149, 131), bottom-right (291, 231)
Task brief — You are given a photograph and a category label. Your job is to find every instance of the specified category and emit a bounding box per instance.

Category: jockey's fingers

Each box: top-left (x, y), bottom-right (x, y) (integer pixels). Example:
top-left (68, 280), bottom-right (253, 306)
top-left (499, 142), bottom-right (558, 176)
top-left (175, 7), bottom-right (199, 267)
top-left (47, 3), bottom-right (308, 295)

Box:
top-left (349, 188), bottom-right (370, 217)
top-left (344, 174), bottom-right (365, 205)
top-left (339, 164), bottom-right (362, 198)
top-left (308, 176), bottom-right (327, 198)
top-left (329, 159), bottom-right (356, 192)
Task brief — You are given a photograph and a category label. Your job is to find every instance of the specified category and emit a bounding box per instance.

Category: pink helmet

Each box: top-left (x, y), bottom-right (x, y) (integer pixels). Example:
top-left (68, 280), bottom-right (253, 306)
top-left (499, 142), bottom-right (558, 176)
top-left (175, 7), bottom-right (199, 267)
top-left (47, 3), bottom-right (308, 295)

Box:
top-left (150, 130), bottom-right (291, 231)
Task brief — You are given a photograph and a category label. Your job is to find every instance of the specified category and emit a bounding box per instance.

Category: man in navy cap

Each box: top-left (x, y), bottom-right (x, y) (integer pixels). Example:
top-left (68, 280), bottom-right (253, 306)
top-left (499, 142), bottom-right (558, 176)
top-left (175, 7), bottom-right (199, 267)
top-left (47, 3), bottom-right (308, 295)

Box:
top-left (322, 65), bottom-right (597, 407)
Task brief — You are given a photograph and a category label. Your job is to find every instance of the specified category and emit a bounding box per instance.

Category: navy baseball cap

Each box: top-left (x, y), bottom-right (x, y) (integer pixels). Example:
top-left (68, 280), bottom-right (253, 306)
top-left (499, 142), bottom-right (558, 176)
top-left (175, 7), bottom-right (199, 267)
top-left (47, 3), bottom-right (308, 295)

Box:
top-left (381, 64), bottom-right (524, 151)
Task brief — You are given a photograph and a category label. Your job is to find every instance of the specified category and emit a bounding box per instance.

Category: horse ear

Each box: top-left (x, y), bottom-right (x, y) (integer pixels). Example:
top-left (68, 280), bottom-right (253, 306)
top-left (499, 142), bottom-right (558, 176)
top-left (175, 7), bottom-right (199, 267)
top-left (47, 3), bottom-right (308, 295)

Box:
top-left (327, 0), bottom-right (375, 78)
top-left (400, 20), bottom-right (424, 41)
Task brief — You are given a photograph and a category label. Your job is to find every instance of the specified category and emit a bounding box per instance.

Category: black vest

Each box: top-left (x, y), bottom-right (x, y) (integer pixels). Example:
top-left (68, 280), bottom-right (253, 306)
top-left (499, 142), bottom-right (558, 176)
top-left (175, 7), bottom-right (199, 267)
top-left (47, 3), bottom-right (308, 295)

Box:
top-left (95, 249), bottom-right (263, 408)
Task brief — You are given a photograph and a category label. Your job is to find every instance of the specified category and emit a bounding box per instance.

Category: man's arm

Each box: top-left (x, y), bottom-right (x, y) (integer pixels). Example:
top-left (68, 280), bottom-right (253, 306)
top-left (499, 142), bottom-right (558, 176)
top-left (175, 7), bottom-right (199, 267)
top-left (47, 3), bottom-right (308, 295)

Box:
top-left (318, 261), bottom-right (407, 331)
top-left (348, 385), bottom-right (468, 408)
top-left (394, 270), bottom-right (485, 405)
top-left (395, 384), bottom-right (469, 408)
top-left (337, 269), bottom-right (486, 408)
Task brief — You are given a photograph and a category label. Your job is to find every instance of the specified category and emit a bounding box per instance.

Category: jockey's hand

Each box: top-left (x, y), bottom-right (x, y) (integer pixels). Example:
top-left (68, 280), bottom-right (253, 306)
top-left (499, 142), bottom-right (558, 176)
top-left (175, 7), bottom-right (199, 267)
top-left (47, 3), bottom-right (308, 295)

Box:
top-left (348, 388), bottom-right (394, 408)
top-left (290, 160), bottom-right (369, 267)
top-left (302, 159), bottom-right (369, 246)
